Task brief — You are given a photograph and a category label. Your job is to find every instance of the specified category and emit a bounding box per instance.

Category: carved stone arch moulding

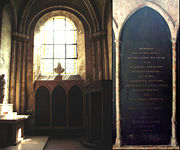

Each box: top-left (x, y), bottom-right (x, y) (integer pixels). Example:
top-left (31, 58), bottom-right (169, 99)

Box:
top-left (19, 0), bottom-right (36, 33)
top-left (9, 0), bottom-right (17, 32)
top-left (26, 6), bottom-right (92, 35)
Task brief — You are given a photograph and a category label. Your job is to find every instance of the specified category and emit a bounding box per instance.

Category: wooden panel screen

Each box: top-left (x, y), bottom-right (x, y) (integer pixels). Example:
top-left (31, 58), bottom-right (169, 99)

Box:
top-left (35, 86), bottom-right (50, 127)
top-left (52, 86), bottom-right (67, 127)
top-left (68, 86), bottom-right (83, 127)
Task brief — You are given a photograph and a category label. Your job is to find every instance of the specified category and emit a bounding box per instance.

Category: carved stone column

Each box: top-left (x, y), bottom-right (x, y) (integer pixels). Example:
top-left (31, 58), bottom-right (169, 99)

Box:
top-left (90, 35), bottom-right (97, 81)
top-left (114, 39), bottom-right (122, 147)
top-left (9, 35), bottom-right (17, 109)
top-left (21, 38), bottom-right (28, 114)
top-left (96, 37), bottom-right (103, 80)
top-left (91, 32), bottom-right (104, 80)
top-left (9, 32), bottom-right (28, 114)
top-left (171, 38), bottom-right (178, 146)
top-left (102, 31), bottom-right (110, 80)
top-left (15, 35), bottom-right (22, 113)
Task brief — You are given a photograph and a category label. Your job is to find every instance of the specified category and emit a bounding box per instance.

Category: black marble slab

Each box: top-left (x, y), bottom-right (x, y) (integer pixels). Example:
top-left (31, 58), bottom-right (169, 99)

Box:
top-left (120, 7), bottom-right (172, 145)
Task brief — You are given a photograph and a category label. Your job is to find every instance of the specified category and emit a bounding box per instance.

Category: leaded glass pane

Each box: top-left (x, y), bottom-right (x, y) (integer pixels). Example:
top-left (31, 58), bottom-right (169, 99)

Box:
top-left (41, 45), bottom-right (53, 58)
top-left (66, 45), bottom-right (77, 58)
top-left (42, 18), bottom-right (53, 31)
top-left (54, 45), bottom-right (65, 58)
top-left (66, 31), bottom-right (76, 44)
top-left (66, 59), bottom-right (77, 75)
top-left (54, 31), bottom-right (65, 44)
top-left (66, 18), bottom-right (76, 31)
top-left (41, 59), bottom-right (53, 75)
top-left (54, 17), bottom-right (65, 30)
top-left (44, 31), bottom-right (53, 44)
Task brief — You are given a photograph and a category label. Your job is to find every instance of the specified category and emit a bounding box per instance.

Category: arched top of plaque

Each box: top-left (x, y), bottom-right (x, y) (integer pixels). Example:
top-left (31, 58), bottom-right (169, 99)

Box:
top-left (120, 7), bottom-right (171, 45)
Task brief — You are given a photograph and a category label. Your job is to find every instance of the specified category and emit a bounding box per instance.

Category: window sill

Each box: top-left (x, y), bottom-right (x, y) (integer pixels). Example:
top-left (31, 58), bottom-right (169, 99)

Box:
top-left (36, 75), bottom-right (82, 81)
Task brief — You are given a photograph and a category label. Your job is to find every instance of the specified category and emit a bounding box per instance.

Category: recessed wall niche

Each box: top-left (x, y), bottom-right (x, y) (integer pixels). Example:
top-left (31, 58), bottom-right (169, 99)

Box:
top-left (120, 7), bottom-right (172, 145)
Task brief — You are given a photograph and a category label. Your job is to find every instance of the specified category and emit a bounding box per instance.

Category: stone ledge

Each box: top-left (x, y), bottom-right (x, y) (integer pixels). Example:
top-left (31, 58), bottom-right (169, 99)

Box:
top-left (113, 145), bottom-right (180, 150)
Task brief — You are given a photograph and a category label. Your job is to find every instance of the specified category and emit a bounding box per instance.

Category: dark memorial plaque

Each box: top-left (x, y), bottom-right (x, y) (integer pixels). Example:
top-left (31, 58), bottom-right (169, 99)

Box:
top-left (120, 7), bottom-right (172, 145)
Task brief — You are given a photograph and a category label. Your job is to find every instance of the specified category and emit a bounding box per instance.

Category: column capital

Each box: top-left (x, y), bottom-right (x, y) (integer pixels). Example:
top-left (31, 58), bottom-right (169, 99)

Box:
top-left (90, 31), bottom-right (107, 40)
top-left (12, 32), bottom-right (29, 42)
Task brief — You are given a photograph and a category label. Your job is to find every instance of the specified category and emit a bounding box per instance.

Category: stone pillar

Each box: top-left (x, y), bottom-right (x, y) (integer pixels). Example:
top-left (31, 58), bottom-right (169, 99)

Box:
top-left (91, 32), bottom-right (104, 80)
top-left (9, 32), bottom-right (28, 114)
top-left (114, 39), bottom-right (122, 146)
top-left (171, 39), bottom-right (178, 146)
top-left (21, 38), bottom-right (28, 114)
top-left (90, 35), bottom-right (97, 81)
top-left (96, 37), bottom-right (103, 80)
top-left (102, 32), bottom-right (110, 80)
top-left (9, 36), bottom-right (17, 109)
top-left (15, 35), bottom-right (22, 113)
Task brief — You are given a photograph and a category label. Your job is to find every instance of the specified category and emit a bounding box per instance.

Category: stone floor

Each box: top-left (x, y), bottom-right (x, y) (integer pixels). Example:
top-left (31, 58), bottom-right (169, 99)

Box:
top-left (1, 136), bottom-right (48, 150)
top-left (0, 136), bottom-right (99, 150)
top-left (44, 137), bottom-right (99, 150)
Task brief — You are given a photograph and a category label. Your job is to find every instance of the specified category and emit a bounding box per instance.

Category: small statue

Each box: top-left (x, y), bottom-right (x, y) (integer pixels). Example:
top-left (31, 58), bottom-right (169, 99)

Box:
top-left (0, 74), bottom-right (5, 103)
top-left (53, 62), bottom-right (65, 80)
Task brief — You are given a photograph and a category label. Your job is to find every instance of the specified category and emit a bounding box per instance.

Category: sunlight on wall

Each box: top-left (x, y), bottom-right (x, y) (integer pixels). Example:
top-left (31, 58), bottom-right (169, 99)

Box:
top-left (0, 5), bottom-right (11, 103)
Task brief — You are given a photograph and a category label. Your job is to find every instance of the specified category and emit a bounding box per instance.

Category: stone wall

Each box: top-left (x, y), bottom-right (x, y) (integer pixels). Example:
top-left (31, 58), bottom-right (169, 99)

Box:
top-left (0, 5), bottom-right (11, 103)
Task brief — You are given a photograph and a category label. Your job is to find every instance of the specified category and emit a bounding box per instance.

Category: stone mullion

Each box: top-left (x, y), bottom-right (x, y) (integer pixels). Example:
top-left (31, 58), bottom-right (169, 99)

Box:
top-left (102, 34), bottom-right (110, 80)
top-left (9, 39), bottom-right (17, 107)
top-left (114, 39), bottom-right (121, 147)
top-left (171, 39), bottom-right (178, 146)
